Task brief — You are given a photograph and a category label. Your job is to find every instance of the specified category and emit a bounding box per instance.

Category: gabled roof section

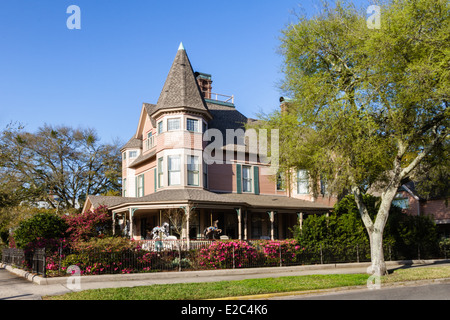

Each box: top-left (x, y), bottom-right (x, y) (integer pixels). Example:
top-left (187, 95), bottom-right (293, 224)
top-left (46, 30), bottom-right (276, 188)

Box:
top-left (121, 136), bottom-right (142, 152)
top-left (151, 44), bottom-right (210, 117)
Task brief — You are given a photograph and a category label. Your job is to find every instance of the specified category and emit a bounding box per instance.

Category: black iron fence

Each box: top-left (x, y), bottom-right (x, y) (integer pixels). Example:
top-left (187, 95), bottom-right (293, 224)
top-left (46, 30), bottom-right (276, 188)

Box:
top-left (1, 248), bottom-right (46, 277)
top-left (2, 240), bottom-right (449, 278)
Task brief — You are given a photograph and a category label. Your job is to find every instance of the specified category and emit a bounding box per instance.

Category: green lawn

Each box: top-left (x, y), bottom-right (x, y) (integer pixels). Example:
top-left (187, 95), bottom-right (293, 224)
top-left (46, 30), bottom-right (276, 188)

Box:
top-left (47, 266), bottom-right (450, 300)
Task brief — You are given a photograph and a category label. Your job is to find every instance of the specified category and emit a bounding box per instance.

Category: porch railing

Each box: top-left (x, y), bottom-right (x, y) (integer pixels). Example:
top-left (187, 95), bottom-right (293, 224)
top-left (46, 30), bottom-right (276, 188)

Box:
top-left (136, 239), bottom-right (215, 251)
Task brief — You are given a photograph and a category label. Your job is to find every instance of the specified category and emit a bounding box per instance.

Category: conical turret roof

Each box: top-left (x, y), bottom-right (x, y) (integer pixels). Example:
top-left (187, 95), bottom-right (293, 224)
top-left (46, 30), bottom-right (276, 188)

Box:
top-left (151, 43), bottom-right (210, 117)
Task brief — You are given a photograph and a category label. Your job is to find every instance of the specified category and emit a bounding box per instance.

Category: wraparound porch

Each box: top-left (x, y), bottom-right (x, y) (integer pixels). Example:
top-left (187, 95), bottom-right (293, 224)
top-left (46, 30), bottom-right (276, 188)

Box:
top-left (112, 203), bottom-right (318, 241)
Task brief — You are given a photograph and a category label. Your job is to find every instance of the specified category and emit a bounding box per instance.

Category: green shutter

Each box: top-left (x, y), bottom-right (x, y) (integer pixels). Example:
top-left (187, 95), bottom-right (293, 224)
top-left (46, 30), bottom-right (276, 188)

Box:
top-left (154, 168), bottom-right (157, 192)
top-left (254, 166), bottom-right (260, 195)
top-left (236, 164), bottom-right (242, 194)
top-left (141, 174), bottom-right (145, 196)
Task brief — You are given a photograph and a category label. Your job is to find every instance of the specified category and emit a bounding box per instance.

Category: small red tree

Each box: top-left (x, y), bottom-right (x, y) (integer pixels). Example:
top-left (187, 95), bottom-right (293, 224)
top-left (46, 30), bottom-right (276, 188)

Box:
top-left (64, 205), bottom-right (111, 243)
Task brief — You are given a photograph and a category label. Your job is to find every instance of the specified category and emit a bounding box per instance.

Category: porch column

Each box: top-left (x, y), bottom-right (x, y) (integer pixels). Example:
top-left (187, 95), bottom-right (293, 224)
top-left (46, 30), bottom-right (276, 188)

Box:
top-left (112, 212), bottom-right (116, 236)
top-left (297, 212), bottom-right (304, 230)
top-left (180, 205), bottom-right (191, 249)
top-left (244, 210), bottom-right (248, 240)
top-left (129, 208), bottom-right (138, 239)
top-left (268, 211), bottom-right (276, 240)
top-left (235, 207), bottom-right (242, 240)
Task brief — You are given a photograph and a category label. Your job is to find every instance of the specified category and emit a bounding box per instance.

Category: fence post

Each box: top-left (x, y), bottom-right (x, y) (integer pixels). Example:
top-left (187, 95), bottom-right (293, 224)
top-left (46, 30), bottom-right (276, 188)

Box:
top-left (42, 247), bottom-right (46, 278)
top-left (59, 241), bottom-right (62, 275)
top-left (279, 244), bottom-right (282, 267)
top-left (320, 244), bottom-right (323, 264)
top-left (389, 244), bottom-right (392, 261)
top-left (356, 244), bottom-right (359, 263)
top-left (232, 246), bottom-right (235, 269)
top-left (178, 243), bottom-right (182, 272)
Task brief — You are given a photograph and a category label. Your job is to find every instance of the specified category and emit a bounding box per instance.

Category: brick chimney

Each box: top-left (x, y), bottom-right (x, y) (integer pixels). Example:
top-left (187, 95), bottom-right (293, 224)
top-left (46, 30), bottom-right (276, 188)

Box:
top-left (279, 97), bottom-right (292, 113)
top-left (195, 72), bottom-right (212, 99)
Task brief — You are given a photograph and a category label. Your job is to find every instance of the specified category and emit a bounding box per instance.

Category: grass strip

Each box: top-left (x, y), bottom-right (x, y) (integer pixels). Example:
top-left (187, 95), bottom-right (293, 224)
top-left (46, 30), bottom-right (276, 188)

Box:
top-left (48, 266), bottom-right (450, 300)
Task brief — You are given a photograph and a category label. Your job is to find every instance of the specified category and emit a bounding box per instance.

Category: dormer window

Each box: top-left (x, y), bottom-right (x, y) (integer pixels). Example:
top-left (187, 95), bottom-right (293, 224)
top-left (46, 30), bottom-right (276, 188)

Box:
top-left (129, 151), bottom-right (138, 158)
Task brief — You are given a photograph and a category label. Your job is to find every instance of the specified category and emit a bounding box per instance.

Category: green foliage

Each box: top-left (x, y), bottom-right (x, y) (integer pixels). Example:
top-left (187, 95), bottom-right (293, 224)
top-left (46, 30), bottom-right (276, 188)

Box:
top-left (386, 210), bottom-right (440, 259)
top-left (295, 194), bottom-right (440, 259)
top-left (13, 212), bottom-right (68, 249)
top-left (1, 124), bottom-right (122, 210)
top-left (70, 236), bottom-right (138, 252)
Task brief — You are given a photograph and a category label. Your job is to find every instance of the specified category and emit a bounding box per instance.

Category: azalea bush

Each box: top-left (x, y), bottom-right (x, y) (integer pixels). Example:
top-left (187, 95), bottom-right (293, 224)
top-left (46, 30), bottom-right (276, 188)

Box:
top-left (63, 205), bottom-right (112, 243)
top-left (257, 239), bottom-right (305, 266)
top-left (198, 240), bottom-right (259, 269)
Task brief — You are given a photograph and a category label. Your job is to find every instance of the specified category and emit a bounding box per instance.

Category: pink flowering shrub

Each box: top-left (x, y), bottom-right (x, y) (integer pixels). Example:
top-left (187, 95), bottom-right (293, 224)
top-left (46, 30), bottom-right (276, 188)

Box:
top-left (198, 241), bottom-right (259, 269)
top-left (258, 239), bottom-right (305, 265)
top-left (63, 205), bottom-right (111, 243)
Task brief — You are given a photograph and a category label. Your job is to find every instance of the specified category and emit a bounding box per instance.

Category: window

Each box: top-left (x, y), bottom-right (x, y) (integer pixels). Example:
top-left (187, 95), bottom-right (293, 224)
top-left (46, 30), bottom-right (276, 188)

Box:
top-left (137, 174), bottom-right (144, 197)
top-left (242, 166), bottom-right (252, 192)
top-left (146, 132), bottom-right (154, 150)
top-left (157, 121), bottom-right (163, 134)
top-left (320, 175), bottom-right (328, 195)
top-left (168, 155), bottom-right (181, 185)
top-left (187, 119), bottom-right (199, 132)
top-left (167, 118), bottom-right (180, 131)
top-left (158, 158), bottom-right (163, 188)
top-left (129, 151), bottom-right (137, 158)
top-left (297, 169), bottom-right (309, 194)
top-left (393, 193), bottom-right (409, 209)
top-left (187, 155), bottom-right (199, 186)
top-left (276, 172), bottom-right (285, 191)
top-left (123, 152), bottom-right (126, 160)
top-left (123, 178), bottom-right (127, 197)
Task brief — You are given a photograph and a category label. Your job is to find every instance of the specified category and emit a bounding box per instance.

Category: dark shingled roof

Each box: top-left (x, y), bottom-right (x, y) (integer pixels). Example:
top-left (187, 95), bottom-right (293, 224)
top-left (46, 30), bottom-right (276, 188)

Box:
top-left (129, 149), bottom-right (157, 168)
top-left (206, 101), bottom-right (248, 136)
top-left (150, 46), bottom-right (210, 116)
top-left (87, 189), bottom-right (332, 212)
top-left (121, 136), bottom-right (142, 151)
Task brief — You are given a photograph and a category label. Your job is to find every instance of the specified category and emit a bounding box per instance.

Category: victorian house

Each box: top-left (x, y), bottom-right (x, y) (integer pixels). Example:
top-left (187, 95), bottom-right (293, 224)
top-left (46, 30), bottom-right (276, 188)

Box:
top-left (83, 43), bottom-right (336, 241)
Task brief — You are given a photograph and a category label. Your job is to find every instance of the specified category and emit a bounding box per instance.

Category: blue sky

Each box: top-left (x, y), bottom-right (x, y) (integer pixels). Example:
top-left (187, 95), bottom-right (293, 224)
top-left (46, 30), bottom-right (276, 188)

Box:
top-left (0, 1), bottom-right (326, 145)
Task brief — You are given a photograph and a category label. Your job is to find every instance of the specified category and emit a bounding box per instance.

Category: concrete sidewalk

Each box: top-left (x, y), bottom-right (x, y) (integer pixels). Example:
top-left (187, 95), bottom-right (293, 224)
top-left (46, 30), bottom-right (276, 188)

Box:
top-left (1, 259), bottom-right (449, 300)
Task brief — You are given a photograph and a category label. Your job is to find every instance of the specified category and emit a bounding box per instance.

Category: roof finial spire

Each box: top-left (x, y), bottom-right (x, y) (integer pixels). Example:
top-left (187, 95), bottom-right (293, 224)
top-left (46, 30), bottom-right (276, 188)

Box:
top-left (178, 42), bottom-right (185, 51)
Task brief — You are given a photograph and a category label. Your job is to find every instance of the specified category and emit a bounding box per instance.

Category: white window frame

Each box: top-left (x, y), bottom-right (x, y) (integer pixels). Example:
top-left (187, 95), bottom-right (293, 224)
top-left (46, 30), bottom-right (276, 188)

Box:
top-left (186, 118), bottom-right (199, 132)
top-left (297, 169), bottom-right (309, 194)
top-left (187, 155), bottom-right (199, 186)
top-left (129, 150), bottom-right (138, 158)
top-left (167, 118), bottom-right (181, 131)
top-left (242, 165), bottom-right (252, 193)
top-left (157, 157), bottom-right (164, 188)
top-left (168, 155), bottom-right (181, 186)
top-left (145, 131), bottom-right (155, 150)
top-left (137, 174), bottom-right (144, 197)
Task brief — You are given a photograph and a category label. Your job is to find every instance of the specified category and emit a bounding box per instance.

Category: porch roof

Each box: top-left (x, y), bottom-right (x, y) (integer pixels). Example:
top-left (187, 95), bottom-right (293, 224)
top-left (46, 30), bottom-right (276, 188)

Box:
top-left (86, 189), bottom-right (333, 213)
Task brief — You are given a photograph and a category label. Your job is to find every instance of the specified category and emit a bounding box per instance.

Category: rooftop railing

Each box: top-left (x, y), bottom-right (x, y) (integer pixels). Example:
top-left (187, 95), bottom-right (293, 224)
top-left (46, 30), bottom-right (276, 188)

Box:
top-left (202, 91), bottom-right (234, 104)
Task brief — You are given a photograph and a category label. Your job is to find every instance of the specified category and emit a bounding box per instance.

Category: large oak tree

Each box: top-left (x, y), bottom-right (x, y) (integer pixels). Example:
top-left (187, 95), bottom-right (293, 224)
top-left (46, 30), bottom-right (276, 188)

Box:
top-left (256, 0), bottom-right (449, 275)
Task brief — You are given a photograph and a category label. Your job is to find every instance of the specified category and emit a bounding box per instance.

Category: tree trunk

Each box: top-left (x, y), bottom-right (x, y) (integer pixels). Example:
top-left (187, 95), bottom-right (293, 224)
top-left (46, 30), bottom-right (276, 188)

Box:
top-left (368, 229), bottom-right (386, 276)
top-left (352, 184), bottom-right (397, 277)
